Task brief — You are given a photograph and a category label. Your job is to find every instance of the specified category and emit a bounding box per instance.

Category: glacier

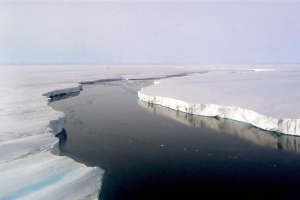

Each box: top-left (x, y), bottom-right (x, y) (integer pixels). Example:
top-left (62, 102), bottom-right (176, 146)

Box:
top-left (0, 65), bottom-right (209, 199)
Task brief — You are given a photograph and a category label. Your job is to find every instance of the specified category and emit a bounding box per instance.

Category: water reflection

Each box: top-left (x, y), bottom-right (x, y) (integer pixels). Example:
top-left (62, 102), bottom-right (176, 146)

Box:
top-left (138, 101), bottom-right (300, 153)
top-left (56, 128), bottom-right (67, 148)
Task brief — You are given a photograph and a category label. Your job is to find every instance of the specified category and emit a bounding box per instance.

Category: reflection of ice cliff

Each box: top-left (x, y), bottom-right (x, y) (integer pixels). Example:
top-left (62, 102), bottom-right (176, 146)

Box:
top-left (138, 101), bottom-right (300, 153)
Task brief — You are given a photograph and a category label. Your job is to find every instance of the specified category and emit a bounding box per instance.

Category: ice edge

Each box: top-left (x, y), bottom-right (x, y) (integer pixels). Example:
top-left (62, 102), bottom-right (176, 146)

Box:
top-left (42, 83), bottom-right (104, 199)
top-left (138, 90), bottom-right (300, 136)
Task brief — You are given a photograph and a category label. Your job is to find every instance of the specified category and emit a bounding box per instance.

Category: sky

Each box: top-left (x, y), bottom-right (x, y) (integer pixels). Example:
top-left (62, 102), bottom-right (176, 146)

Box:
top-left (0, 1), bottom-right (299, 65)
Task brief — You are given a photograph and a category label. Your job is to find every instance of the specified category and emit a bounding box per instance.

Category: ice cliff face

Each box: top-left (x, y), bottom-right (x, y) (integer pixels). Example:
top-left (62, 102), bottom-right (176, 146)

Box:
top-left (138, 100), bottom-right (300, 153)
top-left (138, 93), bottom-right (300, 135)
top-left (0, 82), bottom-right (104, 200)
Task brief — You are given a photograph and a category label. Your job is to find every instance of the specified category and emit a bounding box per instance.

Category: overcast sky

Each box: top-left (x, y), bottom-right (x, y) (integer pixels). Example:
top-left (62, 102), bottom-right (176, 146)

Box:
top-left (0, 1), bottom-right (299, 65)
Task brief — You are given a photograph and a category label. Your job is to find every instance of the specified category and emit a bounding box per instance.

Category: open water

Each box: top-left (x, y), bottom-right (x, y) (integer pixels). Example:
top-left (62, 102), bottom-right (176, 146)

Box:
top-left (50, 80), bottom-right (300, 200)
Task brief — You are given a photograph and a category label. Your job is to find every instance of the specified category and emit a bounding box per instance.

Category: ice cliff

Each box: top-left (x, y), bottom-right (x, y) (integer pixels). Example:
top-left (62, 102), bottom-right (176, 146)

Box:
top-left (138, 66), bottom-right (300, 136)
top-left (138, 100), bottom-right (300, 153)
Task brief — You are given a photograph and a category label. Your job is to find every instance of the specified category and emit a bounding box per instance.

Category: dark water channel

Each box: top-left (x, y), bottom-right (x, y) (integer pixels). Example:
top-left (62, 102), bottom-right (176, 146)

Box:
top-left (50, 80), bottom-right (300, 200)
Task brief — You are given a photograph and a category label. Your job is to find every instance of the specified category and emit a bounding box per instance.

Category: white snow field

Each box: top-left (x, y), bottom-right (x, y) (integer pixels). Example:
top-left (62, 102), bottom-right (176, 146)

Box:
top-left (1, 65), bottom-right (299, 199)
top-left (0, 65), bottom-right (209, 200)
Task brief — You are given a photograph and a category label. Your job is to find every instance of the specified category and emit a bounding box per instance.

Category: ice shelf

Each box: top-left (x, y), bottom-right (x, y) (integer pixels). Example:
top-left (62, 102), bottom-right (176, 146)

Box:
top-left (138, 65), bottom-right (300, 136)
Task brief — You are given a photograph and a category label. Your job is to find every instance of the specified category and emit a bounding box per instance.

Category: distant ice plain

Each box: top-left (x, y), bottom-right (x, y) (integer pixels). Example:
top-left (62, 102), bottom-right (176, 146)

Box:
top-left (0, 65), bottom-right (299, 199)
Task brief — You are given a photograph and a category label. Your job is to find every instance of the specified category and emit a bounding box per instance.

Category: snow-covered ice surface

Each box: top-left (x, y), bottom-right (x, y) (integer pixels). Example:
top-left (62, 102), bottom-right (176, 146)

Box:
top-left (0, 65), bottom-right (208, 199)
top-left (138, 65), bottom-right (300, 136)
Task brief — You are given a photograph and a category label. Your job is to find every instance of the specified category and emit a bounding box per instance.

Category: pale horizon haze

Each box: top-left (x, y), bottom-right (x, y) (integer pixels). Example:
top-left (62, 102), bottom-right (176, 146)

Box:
top-left (0, 1), bottom-right (299, 65)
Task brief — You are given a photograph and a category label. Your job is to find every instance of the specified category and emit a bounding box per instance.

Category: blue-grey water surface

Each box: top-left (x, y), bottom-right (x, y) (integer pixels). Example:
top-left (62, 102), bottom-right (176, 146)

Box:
top-left (50, 80), bottom-right (300, 200)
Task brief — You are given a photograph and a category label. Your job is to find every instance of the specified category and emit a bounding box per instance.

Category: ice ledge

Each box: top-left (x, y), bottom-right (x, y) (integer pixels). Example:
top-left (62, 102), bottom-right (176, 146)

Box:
top-left (138, 92), bottom-right (300, 136)
top-left (0, 83), bottom-right (103, 200)
top-left (42, 85), bottom-right (82, 135)
top-left (41, 85), bottom-right (103, 199)
top-left (43, 85), bottom-right (82, 98)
